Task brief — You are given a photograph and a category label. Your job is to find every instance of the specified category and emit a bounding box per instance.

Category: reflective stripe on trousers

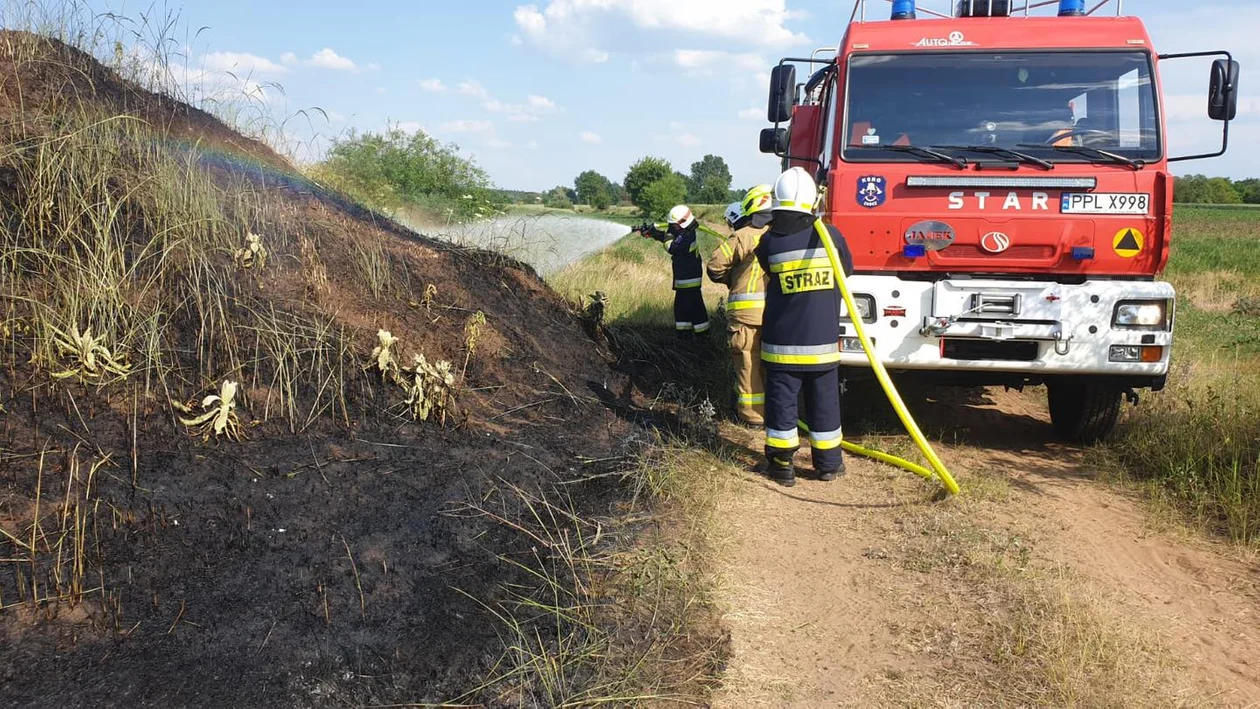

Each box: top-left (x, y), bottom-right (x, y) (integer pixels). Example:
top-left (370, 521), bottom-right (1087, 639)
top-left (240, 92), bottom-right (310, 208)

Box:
top-left (808, 426), bottom-right (843, 450)
top-left (765, 427), bottom-right (799, 449)
top-left (674, 277), bottom-right (703, 289)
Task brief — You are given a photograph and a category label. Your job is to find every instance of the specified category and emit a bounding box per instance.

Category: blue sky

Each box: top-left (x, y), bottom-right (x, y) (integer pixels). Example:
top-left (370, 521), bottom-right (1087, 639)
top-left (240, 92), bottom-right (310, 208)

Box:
top-left (89, 0), bottom-right (1260, 190)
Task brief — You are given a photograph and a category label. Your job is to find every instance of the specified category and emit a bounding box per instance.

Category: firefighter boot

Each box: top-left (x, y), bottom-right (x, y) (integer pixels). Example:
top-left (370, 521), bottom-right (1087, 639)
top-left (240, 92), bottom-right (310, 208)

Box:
top-left (817, 459), bottom-right (847, 482)
top-left (766, 454), bottom-right (796, 487)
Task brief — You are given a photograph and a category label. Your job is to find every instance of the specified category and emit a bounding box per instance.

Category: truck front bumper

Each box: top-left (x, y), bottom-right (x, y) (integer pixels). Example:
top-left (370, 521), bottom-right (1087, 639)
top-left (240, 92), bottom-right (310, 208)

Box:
top-left (838, 276), bottom-right (1174, 382)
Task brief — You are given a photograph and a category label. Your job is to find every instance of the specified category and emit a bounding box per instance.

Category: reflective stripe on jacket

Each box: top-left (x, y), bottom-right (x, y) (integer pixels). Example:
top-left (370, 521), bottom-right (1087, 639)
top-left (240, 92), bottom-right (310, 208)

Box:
top-left (662, 224), bottom-right (703, 291)
top-left (706, 229), bottom-right (766, 326)
top-left (755, 217), bottom-right (854, 371)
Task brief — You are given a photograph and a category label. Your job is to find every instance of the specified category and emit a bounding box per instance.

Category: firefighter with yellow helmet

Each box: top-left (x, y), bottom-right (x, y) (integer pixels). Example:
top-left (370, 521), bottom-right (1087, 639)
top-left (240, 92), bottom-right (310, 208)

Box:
top-left (707, 185), bottom-right (773, 426)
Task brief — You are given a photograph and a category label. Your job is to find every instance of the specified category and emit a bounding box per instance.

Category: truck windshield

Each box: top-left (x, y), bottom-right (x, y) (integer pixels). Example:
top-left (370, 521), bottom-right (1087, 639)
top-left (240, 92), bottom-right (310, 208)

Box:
top-left (842, 51), bottom-right (1160, 163)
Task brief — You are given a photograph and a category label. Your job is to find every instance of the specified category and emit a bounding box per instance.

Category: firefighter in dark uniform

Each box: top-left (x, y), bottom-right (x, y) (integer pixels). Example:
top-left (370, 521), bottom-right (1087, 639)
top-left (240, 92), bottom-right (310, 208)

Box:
top-left (641, 204), bottom-right (710, 338)
top-left (755, 167), bottom-right (854, 487)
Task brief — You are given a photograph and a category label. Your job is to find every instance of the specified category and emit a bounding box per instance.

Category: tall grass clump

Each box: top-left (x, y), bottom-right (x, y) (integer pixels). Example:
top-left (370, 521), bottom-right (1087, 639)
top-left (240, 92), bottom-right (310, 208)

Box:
top-left (1110, 359), bottom-right (1260, 545)
top-left (1107, 207), bottom-right (1260, 546)
top-left (306, 126), bottom-right (505, 223)
top-left (451, 445), bottom-right (728, 706)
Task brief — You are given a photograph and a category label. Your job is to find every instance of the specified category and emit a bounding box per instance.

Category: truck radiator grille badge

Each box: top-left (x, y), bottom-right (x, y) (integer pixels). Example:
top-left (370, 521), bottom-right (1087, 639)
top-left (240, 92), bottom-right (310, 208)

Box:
top-left (980, 231), bottom-right (1011, 254)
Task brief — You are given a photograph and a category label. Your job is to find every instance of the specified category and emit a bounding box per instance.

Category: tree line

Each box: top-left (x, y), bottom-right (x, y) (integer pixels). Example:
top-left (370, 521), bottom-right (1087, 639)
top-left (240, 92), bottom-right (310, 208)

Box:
top-left (1174, 175), bottom-right (1260, 205)
top-left (532, 154), bottom-right (745, 217)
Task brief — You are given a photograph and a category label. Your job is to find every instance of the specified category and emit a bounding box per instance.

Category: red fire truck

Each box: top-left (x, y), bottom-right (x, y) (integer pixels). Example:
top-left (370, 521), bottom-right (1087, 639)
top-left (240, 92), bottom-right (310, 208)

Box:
top-left (761, 0), bottom-right (1240, 441)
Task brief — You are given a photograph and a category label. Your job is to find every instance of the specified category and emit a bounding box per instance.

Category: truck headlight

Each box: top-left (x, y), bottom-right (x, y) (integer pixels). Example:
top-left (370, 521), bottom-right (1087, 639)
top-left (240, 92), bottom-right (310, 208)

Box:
top-left (1113, 300), bottom-right (1169, 330)
top-left (841, 294), bottom-right (876, 323)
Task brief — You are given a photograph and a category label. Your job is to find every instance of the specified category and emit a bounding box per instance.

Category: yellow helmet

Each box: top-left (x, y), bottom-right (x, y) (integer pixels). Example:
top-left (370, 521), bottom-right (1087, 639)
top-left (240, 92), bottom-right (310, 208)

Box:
top-left (741, 184), bottom-right (774, 218)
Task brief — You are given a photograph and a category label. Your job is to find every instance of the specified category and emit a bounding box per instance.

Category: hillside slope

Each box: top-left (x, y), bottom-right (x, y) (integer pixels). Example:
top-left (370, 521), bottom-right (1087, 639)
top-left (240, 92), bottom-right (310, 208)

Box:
top-left (0, 31), bottom-right (637, 706)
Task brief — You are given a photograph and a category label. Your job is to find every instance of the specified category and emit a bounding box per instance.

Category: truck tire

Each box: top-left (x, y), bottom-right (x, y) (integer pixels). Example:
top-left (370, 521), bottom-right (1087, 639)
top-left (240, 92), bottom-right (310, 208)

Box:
top-left (1047, 378), bottom-right (1122, 443)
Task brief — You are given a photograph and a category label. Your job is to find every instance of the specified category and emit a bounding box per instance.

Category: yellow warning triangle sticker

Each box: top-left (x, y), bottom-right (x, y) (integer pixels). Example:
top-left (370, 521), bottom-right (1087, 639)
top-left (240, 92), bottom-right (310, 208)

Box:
top-left (1113, 227), bottom-right (1144, 258)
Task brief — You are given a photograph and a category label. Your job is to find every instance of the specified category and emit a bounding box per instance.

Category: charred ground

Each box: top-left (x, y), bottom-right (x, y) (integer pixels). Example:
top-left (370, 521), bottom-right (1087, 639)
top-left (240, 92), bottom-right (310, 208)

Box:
top-left (0, 31), bottom-right (692, 706)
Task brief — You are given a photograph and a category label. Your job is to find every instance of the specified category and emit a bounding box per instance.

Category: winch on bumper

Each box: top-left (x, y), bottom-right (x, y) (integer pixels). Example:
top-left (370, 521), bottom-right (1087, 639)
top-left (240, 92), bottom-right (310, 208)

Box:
top-left (837, 276), bottom-right (1174, 384)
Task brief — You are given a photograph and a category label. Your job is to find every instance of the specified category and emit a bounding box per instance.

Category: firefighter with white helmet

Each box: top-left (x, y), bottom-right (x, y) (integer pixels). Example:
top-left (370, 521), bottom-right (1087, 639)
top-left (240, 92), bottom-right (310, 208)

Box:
top-left (754, 167), bottom-right (854, 486)
top-left (708, 185), bottom-right (773, 425)
top-left (637, 205), bottom-right (710, 338)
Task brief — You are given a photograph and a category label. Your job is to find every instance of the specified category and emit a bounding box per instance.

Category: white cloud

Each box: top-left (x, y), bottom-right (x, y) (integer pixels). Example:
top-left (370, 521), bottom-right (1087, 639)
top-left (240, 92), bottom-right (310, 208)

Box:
top-left (419, 78), bottom-right (448, 92)
top-left (527, 95), bottom-right (556, 111)
top-left (305, 48), bottom-right (358, 71)
top-left (280, 52), bottom-right (298, 66)
top-left (1164, 94), bottom-right (1260, 123)
top-left (202, 51), bottom-right (289, 75)
top-left (366, 62), bottom-right (382, 72)
top-left (738, 107), bottom-right (763, 121)
top-left (580, 131), bottom-right (602, 144)
top-left (440, 120), bottom-right (495, 134)
top-left (657, 121), bottom-right (701, 148)
top-left (436, 119), bottom-right (512, 150)
top-left (673, 49), bottom-right (765, 74)
top-left (454, 79), bottom-right (559, 121)
top-left (458, 80), bottom-right (489, 98)
top-left (527, 140), bottom-right (539, 150)
top-left (513, 0), bottom-right (807, 63)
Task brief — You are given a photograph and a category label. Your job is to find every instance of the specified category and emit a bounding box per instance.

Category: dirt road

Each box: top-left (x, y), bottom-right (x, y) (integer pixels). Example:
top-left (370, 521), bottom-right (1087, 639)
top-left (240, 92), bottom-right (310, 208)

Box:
top-left (711, 388), bottom-right (1260, 707)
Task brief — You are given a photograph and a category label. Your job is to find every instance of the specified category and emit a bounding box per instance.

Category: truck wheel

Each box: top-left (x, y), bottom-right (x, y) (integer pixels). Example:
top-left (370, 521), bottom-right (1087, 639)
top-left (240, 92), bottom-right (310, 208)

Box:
top-left (1047, 378), bottom-right (1122, 444)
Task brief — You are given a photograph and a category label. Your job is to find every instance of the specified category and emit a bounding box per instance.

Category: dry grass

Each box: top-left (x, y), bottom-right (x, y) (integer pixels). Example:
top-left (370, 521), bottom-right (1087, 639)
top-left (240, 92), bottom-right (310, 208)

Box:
top-left (874, 496), bottom-right (1188, 708)
top-left (1106, 207), bottom-right (1260, 546)
top-left (449, 436), bottom-right (734, 706)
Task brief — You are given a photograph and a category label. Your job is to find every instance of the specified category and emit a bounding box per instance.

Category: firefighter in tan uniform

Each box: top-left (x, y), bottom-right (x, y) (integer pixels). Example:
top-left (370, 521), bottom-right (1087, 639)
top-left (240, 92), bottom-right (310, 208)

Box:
top-left (707, 185), bottom-right (773, 426)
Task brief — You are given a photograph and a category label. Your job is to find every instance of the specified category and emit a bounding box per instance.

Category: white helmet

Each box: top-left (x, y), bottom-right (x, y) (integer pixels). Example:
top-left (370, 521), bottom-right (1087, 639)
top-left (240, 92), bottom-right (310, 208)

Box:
top-left (668, 204), bottom-right (695, 229)
top-left (772, 167), bottom-right (818, 214)
top-left (723, 202), bottom-right (743, 229)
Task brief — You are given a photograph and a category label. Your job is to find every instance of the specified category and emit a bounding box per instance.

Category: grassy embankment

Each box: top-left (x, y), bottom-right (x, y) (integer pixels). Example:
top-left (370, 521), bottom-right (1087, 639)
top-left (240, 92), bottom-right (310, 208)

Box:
top-left (0, 8), bottom-right (730, 705)
top-left (553, 207), bottom-right (1260, 547)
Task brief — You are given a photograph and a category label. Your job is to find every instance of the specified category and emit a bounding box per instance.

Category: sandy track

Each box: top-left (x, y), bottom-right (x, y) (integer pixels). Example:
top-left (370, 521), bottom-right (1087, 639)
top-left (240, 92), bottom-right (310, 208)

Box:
top-left (712, 387), bottom-right (1260, 707)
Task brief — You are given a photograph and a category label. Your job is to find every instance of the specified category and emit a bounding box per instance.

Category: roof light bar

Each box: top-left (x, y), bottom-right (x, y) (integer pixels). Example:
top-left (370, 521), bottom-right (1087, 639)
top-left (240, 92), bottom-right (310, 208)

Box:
top-left (891, 0), bottom-right (916, 19)
top-left (906, 176), bottom-right (1098, 189)
top-left (1058, 0), bottom-right (1086, 15)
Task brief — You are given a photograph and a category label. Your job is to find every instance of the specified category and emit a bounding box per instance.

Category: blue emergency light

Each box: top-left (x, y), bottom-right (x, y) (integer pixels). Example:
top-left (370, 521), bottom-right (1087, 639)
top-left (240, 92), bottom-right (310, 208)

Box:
top-left (891, 0), bottom-right (916, 20)
top-left (1058, 0), bottom-right (1085, 16)
top-left (1071, 247), bottom-right (1095, 260)
top-left (903, 244), bottom-right (927, 258)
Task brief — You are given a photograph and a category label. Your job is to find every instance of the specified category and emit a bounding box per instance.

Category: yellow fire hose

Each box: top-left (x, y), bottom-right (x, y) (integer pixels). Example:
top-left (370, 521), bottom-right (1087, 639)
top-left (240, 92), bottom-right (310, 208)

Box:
top-left (813, 220), bottom-right (961, 496)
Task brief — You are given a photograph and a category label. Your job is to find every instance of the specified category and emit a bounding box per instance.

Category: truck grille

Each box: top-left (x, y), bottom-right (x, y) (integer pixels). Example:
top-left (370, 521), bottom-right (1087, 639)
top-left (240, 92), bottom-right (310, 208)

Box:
top-left (937, 245), bottom-right (1055, 259)
top-left (942, 339), bottom-right (1039, 362)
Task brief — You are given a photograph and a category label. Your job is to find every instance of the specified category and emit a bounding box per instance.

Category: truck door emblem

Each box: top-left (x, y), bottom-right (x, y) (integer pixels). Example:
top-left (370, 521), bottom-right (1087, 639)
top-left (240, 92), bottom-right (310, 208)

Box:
top-left (857, 176), bottom-right (886, 208)
top-left (904, 220), bottom-right (956, 251)
top-left (980, 231), bottom-right (1011, 254)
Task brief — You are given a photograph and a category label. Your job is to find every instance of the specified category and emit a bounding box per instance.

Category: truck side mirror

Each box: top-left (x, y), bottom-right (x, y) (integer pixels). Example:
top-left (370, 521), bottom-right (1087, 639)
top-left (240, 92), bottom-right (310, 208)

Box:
top-left (1208, 59), bottom-right (1240, 121)
top-left (767, 65), bottom-right (797, 123)
top-left (759, 127), bottom-right (788, 154)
